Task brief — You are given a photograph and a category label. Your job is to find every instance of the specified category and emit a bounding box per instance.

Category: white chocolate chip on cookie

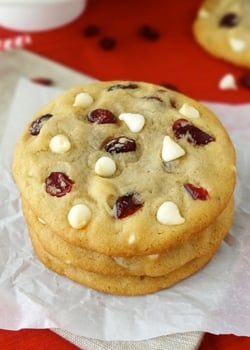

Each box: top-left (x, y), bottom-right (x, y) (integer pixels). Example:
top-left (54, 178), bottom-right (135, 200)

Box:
top-left (147, 254), bottom-right (159, 260)
top-left (179, 103), bottom-right (200, 119)
top-left (38, 217), bottom-right (46, 225)
top-left (119, 113), bottom-right (145, 132)
top-left (162, 136), bottom-right (185, 162)
top-left (49, 134), bottom-right (71, 154)
top-left (73, 92), bottom-right (94, 107)
top-left (68, 204), bottom-right (91, 229)
top-left (157, 201), bottom-right (185, 225)
top-left (94, 156), bottom-right (116, 177)
top-left (128, 233), bottom-right (136, 245)
top-left (198, 8), bottom-right (210, 19)
top-left (229, 37), bottom-right (246, 52)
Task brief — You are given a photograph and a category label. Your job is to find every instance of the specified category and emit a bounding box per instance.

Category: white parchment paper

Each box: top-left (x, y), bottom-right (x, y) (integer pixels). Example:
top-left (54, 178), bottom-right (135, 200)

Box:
top-left (0, 78), bottom-right (250, 341)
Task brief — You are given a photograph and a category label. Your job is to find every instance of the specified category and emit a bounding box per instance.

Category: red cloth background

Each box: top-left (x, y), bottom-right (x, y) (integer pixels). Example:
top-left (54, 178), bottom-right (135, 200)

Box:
top-left (1, 0), bottom-right (250, 349)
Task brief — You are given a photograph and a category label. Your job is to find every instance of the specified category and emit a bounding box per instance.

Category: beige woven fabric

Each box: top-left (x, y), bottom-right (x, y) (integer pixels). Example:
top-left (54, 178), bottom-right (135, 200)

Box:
top-left (53, 329), bottom-right (203, 350)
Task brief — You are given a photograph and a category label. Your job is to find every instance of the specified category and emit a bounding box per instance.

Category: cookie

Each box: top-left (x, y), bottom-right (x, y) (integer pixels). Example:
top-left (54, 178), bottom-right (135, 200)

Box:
top-left (13, 80), bottom-right (236, 257)
top-left (22, 197), bottom-right (234, 277)
top-left (28, 223), bottom-right (223, 296)
top-left (193, 0), bottom-right (250, 68)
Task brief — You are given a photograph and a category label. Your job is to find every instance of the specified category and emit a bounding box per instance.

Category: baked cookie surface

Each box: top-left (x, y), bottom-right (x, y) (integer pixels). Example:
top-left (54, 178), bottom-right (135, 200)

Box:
top-left (29, 224), bottom-right (223, 296)
top-left (22, 197), bottom-right (234, 277)
top-left (13, 81), bottom-right (236, 257)
top-left (193, 0), bottom-right (250, 68)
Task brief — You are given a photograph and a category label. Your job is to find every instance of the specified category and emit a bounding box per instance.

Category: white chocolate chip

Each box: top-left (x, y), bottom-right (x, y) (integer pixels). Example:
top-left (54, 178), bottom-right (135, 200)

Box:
top-left (198, 8), bottom-right (210, 18)
top-left (179, 103), bottom-right (200, 119)
top-left (157, 201), bottom-right (185, 225)
top-left (119, 113), bottom-right (145, 132)
top-left (68, 204), bottom-right (91, 229)
top-left (49, 134), bottom-right (71, 154)
top-left (162, 136), bottom-right (185, 162)
top-left (229, 37), bottom-right (246, 52)
top-left (94, 156), bottom-right (116, 177)
top-left (38, 217), bottom-right (46, 225)
top-left (73, 92), bottom-right (94, 107)
top-left (128, 233), bottom-right (136, 244)
top-left (147, 254), bottom-right (159, 260)
top-left (112, 257), bottom-right (128, 268)
top-left (218, 73), bottom-right (237, 90)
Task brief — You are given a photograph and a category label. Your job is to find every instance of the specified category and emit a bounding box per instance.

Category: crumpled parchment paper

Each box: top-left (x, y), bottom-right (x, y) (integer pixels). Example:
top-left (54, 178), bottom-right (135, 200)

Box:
top-left (0, 78), bottom-right (249, 341)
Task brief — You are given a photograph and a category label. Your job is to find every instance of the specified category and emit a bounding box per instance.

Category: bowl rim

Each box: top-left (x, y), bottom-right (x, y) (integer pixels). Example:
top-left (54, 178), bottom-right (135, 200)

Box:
top-left (0, 0), bottom-right (84, 5)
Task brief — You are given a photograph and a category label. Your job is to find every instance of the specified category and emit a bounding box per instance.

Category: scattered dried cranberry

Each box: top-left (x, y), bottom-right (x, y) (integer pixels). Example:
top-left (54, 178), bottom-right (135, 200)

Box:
top-left (219, 13), bottom-right (239, 27)
top-left (184, 183), bottom-right (209, 200)
top-left (138, 24), bottom-right (160, 41)
top-left (107, 83), bottom-right (138, 92)
top-left (239, 73), bottom-right (250, 89)
top-left (83, 24), bottom-right (100, 37)
top-left (99, 36), bottom-right (117, 50)
top-left (114, 193), bottom-right (143, 219)
top-left (87, 109), bottom-right (116, 124)
top-left (29, 114), bottom-right (53, 136)
top-left (143, 95), bottom-right (163, 102)
top-left (31, 77), bottom-right (54, 86)
top-left (45, 172), bottom-right (74, 197)
top-left (104, 136), bottom-right (136, 153)
top-left (173, 119), bottom-right (215, 145)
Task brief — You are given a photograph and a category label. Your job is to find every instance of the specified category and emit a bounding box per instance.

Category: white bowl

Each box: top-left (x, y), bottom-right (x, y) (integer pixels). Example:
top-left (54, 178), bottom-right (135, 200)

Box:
top-left (0, 0), bottom-right (87, 31)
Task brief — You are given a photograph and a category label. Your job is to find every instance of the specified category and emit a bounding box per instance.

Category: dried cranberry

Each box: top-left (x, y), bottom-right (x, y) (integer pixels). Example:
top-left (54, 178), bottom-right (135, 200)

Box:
top-left (87, 109), bottom-right (116, 124)
top-left (184, 183), bottom-right (209, 200)
top-left (138, 24), bottom-right (160, 41)
top-left (239, 73), bottom-right (250, 89)
top-left (83, 24), bottom-right (100, 37)
top-left (173, 119), bottom-right (215, 145)
top-left (114, 193), bottom-right (143, 219)
top-left (219, 13), bottom-right (239, 27)
top-left (29, 114), bottom-right (53, 136)
top-left (31, 77), bottom-right (54, 86)
top-left (107, 83), bottom-right (138, 92)
top-left (45, 172), bottom-right (74, 197)
top-left (143, 95), bottom-right (163, 102)
top-left (99, 36), bottom-right (117, 50)
top-left (104, 136), bottom-right (136, 153)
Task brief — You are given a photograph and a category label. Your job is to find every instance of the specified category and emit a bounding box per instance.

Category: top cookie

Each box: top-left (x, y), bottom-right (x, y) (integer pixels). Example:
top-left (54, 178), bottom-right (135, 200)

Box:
top-left (13, 81), bottom-right (236, 256)
top-left (193, 0), bottom-right (250, 68)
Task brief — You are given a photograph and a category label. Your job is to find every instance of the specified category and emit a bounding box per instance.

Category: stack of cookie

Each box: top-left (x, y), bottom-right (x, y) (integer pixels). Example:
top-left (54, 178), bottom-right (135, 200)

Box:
top-left (13, 81), bottom-right (236, 295)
